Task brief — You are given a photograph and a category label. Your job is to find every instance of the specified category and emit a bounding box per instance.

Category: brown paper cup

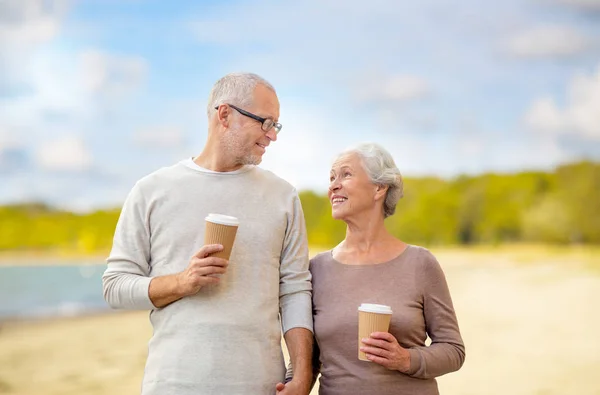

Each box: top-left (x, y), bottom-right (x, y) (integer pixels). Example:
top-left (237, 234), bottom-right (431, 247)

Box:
top-left (204, 214), bottom-right (239, 260)
top-left (358, 303), bottom-right (393, 361)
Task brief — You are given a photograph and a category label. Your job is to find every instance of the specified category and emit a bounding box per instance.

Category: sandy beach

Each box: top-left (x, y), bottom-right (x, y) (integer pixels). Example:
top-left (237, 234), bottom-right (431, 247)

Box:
top-left (1, 248), bottom-right (599, 394)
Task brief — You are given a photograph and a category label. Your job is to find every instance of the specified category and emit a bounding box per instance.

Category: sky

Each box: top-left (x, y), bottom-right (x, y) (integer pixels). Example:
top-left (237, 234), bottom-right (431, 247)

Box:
top-left (1, 0), bottom-right (599, 211)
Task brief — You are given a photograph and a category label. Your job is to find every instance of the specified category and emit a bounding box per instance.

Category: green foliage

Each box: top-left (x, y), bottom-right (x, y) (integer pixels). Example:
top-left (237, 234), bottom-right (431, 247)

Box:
top-left (299, 190), bottom-right (345, 247)
top-left (0, 204), bottom-right (120, 254)
top-left (298, 161), bottom-right (600, 247)
top-left (0, 161), bottom-right (598, 253)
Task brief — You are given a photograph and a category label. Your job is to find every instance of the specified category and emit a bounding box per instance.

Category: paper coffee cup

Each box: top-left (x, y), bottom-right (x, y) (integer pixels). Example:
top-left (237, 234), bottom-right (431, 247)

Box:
top-left (204, 214), bottom-right (239, 260)
top-left (358, 303), bottom-right (393, 361)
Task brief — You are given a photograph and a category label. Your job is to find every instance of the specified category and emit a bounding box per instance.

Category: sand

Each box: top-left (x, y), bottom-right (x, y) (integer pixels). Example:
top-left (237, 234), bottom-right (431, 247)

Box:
top-left (1, 248), bottom-right (599, 394)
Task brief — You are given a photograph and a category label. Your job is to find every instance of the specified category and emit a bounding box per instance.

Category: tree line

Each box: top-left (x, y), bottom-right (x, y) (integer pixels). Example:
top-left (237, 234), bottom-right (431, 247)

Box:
top-left (0, 161), bottom-right (598, 254)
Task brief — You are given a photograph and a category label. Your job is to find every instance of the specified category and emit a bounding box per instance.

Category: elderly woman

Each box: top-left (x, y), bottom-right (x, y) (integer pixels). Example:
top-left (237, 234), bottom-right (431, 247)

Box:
top-left (285, 142), bottom-right (465, 395)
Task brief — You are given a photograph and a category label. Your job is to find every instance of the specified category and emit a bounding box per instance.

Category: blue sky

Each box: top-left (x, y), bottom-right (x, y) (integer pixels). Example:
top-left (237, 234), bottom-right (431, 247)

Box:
top-left (1, 0), bottom-right (599, 211)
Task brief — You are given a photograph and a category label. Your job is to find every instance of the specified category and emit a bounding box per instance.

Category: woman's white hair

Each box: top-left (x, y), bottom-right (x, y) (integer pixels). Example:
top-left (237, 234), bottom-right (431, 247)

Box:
top-left (206, 72), bottom-right (275, 117)
top-left (337, 142), bottom-right (404, 218)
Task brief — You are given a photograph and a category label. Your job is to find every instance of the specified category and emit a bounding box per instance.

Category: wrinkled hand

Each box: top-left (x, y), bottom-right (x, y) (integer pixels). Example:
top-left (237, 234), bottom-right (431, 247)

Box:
top-left (360, 332), bottom-right (411, 373)
top-left (176, 244), bottom-right (228, 297)
top-left (275, 379), bottom-right (309, 395)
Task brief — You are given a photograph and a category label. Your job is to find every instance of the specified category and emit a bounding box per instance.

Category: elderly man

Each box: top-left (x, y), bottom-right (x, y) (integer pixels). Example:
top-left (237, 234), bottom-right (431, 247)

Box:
top-left (103, 73), bottom-right (313, 395)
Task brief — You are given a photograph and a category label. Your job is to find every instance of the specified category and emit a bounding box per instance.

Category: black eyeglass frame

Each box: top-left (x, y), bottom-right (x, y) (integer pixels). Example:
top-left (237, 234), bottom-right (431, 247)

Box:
top-left (215, 104), bottom-right (282, 134)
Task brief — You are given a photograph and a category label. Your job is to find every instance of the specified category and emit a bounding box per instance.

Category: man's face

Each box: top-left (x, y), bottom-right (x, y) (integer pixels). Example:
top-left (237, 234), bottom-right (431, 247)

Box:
top-left (223, 84), bottom-right (280, 165)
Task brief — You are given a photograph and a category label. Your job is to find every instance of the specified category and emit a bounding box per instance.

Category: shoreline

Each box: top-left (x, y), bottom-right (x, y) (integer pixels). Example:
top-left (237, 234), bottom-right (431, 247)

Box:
top-left (1, 243), bottom-right (598, 266)
top-left (0, 253), bottom-right (107, 266)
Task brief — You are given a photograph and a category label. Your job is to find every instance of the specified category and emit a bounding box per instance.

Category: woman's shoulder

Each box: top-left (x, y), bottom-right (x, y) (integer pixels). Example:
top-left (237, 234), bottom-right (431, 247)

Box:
top-left (309, 250), bottom-right (333, 270)
top-left (406, 244), bottom-right (434, 257)
top-left (405, 244), bottom-right (442, 271)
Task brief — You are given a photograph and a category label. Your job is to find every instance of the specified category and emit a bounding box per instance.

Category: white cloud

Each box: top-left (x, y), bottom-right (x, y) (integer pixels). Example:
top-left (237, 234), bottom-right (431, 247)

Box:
top-left (188, 0), bottom-right (409, 46)
top-left (0, 127), bottom-right (22, 150)
top-left (0, 0), bottom-right (70, 96)
top-left (524, 97), bottom-right (566, 132)
top-left (260, 99), bottom-right (434, 191)
top-left (187, 1), bottom-right (442, 97)
top-left (374, 134), bottom-right (429, 176)
top-left (550, 0), bottom-right (600, 11)
top-left (2, 0), bottom-right (598, 210)
top-left (0, 126), bottom-right (28, 172)
top-left (36, 136), bottom-right (93, 172)
top-left (0, 0), bottom-right (69, 50)
top-left (355, 75), bottom-right (430, 105)
top-left (80, 50), bottom-right (148, 100)
top-left (524, 64), bottom-right (600, 140)
top-left (133, 125), bottom-right (186, 149)
top-left (453, 132), bottom-right (571, 176)
top-left (506, 26), bottom-right (588, 58)
top-left (0, 1), bottom-right (146, 115)
top-left (458, 138), bottom-right (485, 156)
top-left (567, 69), bottom-right (600, 138)
top-left (260, 102), bottom-right (341, 191)
top-left (0, 47), bottom-right (149, 149)
top-left (455, 115), bottom-right (485, 156)
top-left (0, 148), bottom-right (29, 173)
top-left (0, 1), bottom-right (148, 141)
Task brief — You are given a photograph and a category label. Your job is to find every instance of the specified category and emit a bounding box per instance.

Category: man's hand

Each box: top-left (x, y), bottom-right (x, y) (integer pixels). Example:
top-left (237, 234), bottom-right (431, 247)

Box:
top-left (149, 244), bottom-right (228, 308)
top-left (275, 379), bottom-right (309, 395)
top-left (176, 244), bottom-right (229, 297)
top-left (360, 332), bottom-right (411, 373)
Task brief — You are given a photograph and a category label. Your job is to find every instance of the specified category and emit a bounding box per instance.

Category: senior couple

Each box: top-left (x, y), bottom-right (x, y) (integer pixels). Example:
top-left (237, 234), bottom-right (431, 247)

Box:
top-left (102, 72), bottom-right (465, 395)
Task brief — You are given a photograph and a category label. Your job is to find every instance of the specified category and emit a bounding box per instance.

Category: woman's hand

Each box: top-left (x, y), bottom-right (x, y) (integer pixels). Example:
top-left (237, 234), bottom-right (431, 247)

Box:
top-left (360, 332), bottom-right (411, 373)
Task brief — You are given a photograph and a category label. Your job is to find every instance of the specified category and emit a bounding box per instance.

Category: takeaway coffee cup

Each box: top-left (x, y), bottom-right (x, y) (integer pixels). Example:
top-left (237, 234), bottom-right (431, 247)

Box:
top-left (358, 303), bottom-right (393, 361)
top-left (204, 214), bottom-right (239, 260)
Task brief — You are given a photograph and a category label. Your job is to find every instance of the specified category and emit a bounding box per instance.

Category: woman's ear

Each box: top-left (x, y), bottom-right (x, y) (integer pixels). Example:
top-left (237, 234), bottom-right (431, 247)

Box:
top-left (374, 184), bottom-right (388, 200)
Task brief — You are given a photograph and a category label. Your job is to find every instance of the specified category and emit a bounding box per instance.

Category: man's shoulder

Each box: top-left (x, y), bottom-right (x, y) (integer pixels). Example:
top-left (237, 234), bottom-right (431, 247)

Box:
top-left (253, 167), bottom-right (297, 193)
top-left (134, 162), bottom-right (186, 190)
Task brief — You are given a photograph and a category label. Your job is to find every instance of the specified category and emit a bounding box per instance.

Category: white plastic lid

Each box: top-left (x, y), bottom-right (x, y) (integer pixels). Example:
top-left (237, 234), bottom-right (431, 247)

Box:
top-left (358, 303), bottom-right (393, 314)
top-left (205, 213), bottom-right (239, 226)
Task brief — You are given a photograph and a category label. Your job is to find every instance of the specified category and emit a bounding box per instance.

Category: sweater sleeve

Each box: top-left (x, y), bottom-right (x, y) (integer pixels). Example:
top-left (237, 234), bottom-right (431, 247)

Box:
top-left (102, 182), bottom-right (155, 310)
top-left (406, 252), bottom-right (466, 379)
top-left (279, 192), bottom-right (313, 334)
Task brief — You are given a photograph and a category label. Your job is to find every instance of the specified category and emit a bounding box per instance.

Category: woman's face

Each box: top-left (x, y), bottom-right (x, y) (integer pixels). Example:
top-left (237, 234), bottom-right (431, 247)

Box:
top-left (328, 153), bottom-right (380, 221)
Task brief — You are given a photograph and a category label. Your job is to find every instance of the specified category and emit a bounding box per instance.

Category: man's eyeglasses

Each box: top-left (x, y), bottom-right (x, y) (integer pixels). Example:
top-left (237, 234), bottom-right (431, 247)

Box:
top-left (215, 104), bottom-right (282, 134)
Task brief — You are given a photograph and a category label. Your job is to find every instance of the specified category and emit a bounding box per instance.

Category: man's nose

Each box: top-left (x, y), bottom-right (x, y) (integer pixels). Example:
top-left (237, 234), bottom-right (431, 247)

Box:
top-left (265, 127), bottom-right (278, 142)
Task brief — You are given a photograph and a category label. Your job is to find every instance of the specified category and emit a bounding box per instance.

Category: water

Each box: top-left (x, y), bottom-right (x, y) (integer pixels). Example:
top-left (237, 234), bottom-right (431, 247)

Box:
top-left (0, 262), bottom-right (111, 320)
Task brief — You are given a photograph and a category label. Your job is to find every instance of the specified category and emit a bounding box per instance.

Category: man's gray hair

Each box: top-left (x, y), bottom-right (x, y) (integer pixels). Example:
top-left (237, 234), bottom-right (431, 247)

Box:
top-left (207, 72), bottom-right (275, 116)
top-left (337, 142), bottom-right (404, 218)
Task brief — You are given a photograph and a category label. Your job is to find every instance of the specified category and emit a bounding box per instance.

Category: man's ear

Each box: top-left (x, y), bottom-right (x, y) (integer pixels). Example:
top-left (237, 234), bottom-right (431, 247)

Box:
top-left (216, 105), bottom-right (231, 128)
